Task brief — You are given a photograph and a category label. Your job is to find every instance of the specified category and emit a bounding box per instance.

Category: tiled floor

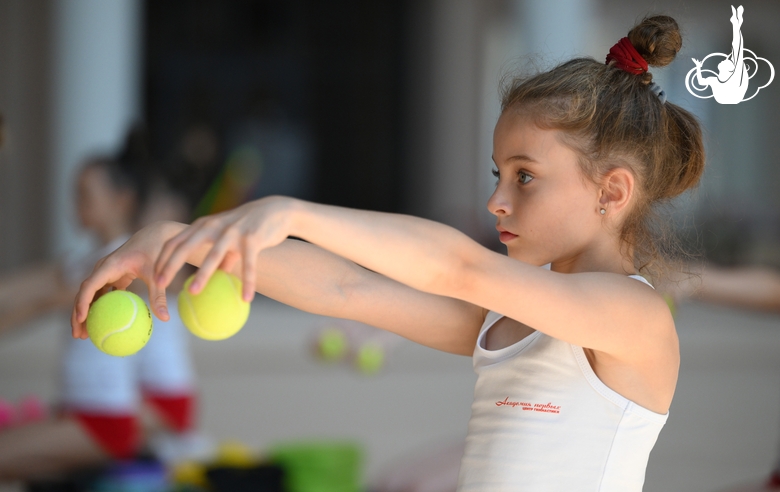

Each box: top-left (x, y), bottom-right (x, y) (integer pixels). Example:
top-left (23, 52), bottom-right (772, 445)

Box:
top-left (0, 297), bottom-right (778, 491)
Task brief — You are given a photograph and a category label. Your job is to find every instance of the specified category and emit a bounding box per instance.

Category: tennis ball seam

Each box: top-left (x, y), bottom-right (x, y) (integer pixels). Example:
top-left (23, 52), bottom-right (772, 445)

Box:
top-left (99, 291), bottom-right (139, 350)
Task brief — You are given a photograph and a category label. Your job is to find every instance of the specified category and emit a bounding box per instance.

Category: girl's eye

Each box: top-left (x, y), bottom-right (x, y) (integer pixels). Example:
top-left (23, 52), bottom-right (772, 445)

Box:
top-left (490, 169), bottom-right (534, 185)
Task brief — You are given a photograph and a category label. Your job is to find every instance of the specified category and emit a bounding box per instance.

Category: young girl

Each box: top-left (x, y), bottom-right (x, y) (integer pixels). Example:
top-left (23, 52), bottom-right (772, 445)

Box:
top-left (71, 15), bottom-right (704, 491)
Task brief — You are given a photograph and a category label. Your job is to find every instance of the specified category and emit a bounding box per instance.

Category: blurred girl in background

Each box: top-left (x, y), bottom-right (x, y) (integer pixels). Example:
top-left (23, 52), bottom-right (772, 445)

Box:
top-left (0, 133), bottom-right (199, 482)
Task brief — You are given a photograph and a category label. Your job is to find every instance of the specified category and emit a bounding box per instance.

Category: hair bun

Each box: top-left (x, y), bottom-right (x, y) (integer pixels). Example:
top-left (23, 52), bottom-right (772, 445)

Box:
top-left (627, 15), bottom-right (682, 68)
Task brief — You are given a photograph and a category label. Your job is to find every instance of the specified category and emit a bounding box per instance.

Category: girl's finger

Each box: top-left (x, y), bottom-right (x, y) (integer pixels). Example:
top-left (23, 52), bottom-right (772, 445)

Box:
top-left (219, 250), bottom-right (240, 274)
top-left (96, 284), bottom-right (113, 298)
top-left (188, 229), bottom-right (237, 295)
top-left (154, 222), bottom-right (202, 284)
top-left (91, 256), bottom-right (107, 274)
top-left (71, 302), bottom-right (86, 338)
top-left (74, 270), bottom-right (116, 325)
top-left (72, 280), bottom-right (111, 338)
top-left (114, 276), bottom-right (134, 291)
top-left (157, 223), bottom-right (218, 289)
top-left (241, 237), bottom-right (259, 303)
top-left (147, 279), bottom-right (170, 322)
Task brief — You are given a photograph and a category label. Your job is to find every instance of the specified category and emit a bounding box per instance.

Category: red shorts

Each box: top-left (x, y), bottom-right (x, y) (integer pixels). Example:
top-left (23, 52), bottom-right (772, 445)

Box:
top-left (72, 412), bottom-right (139, 459)
top-left (72, 393), bottom-right (196, 459)
top-left (143, 391), bottom-right (196, 433)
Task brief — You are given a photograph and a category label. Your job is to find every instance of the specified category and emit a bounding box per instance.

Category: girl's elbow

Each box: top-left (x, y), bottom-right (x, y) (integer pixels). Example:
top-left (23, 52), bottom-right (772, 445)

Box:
top-left (449, 242), bottom-right (489, 298)
top-left (431, 251), bottom-right (473, 300)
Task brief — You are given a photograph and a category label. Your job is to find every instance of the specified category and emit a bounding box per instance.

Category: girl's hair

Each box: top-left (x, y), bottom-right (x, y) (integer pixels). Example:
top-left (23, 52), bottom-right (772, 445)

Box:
top-left (500, 15), bottom-right (705, 281)
top-left (82, 125), bottom-right (151, 226)
top-left (82, 156), bottom-right (144, 208)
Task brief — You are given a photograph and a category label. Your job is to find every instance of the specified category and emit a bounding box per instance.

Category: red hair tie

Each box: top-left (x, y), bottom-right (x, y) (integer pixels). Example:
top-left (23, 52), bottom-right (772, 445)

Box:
top-left (605, 37), bottom-right (648, 75)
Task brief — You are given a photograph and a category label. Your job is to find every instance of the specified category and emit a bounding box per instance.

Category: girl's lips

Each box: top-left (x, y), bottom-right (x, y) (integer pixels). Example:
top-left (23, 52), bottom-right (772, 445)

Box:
top-left (499, 231), bottom-right (518, 242)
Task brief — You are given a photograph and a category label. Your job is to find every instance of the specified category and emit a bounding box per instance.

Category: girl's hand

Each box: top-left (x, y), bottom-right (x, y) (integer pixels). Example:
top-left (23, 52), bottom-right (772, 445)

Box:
top-left (71, 221), bottom-right (182, 339)
top-left (153, 195), bottom-right (299, 304)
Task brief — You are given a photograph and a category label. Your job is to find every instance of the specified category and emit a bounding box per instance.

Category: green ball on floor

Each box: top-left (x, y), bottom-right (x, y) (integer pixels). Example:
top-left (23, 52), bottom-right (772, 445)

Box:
top-left (318, 328), bottom-right (348, 362)
top-left (355, 342), bottom-right (384, 375)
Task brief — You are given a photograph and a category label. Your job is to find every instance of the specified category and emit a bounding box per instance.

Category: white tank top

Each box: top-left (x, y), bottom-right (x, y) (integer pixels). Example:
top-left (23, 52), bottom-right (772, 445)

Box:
top-left (457, 275), bottom-right (668, 491)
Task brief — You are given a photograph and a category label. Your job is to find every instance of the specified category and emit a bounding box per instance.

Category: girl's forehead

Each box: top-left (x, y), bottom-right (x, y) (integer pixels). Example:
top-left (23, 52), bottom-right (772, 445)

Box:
top-left (493, 111), bottom-right (576, 166)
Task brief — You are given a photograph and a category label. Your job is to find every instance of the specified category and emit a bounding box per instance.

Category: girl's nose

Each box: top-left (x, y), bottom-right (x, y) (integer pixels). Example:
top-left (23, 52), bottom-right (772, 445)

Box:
top-left (487, 187), bottom-right (511, 216)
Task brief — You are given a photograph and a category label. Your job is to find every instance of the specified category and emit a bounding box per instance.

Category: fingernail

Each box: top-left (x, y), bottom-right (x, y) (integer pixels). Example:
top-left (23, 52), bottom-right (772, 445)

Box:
top-left (190, 280), bottom-right (201, 291)
top-left (160, 307), bottom-right (169, 317)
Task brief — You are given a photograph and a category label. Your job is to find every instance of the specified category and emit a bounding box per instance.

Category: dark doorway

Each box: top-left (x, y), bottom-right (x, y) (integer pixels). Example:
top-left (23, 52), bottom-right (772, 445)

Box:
top-left (144, 0), bottom-right (408, 215)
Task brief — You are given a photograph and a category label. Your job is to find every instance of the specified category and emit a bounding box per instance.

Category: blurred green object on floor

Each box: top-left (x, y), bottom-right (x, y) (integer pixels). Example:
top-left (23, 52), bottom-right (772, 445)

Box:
top-left (269, 440), bottom-right (363, 492)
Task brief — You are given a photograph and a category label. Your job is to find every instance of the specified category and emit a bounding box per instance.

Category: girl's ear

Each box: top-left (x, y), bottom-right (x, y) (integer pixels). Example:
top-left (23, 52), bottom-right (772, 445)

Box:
top-left (598, 167), bottom-right (634, 215)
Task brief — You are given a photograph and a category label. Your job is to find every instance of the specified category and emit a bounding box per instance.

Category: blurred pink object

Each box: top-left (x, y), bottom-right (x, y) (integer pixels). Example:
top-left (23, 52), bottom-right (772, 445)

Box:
top-left (0, 399), bottom-right (14, 430)
top-left (18, 395), bottom-right (47, 424)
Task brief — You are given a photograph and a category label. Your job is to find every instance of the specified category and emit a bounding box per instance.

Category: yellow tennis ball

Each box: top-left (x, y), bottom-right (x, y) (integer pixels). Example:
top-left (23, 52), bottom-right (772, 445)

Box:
top-left (178, 270), bottom-right (250, 340)
top-left (355, 342), bottom-right (384, 375)
top-left (318, 327), bottom-right (348, 362)
top-left (86, 290), bottom-right (153, 357)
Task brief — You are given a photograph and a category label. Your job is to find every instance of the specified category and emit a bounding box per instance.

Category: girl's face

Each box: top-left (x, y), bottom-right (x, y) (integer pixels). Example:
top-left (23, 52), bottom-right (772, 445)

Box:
top-left (76, 166), bottom-right (132, 232)
top-left (488, 110), bottom-right (605, 268)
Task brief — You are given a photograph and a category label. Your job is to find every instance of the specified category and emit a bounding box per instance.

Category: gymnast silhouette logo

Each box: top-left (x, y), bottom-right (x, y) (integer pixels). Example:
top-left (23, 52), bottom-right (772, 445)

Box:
top-left (685, 5), bottom-right (774, 104)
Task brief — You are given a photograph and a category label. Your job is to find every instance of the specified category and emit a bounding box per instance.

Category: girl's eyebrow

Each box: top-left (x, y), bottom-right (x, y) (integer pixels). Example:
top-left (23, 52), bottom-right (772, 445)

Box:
top-left (491, 154), bottom-right (540, 165)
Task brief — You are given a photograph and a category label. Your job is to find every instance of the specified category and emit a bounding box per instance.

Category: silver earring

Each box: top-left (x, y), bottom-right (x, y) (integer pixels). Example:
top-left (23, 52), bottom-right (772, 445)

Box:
top-left (600, 208), bottom-right (606, 215)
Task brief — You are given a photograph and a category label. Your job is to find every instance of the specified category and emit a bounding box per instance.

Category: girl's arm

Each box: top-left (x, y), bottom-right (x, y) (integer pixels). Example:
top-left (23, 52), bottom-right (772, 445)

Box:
top-left (658, 263), bottom-right (780, 313)
top-left (694, 265), bottom-right (780, 313)
top-left (73, 220), bottom-right (484, 355)
top-left (0, 264), bottom-right (74, 336)
top-left (153, 197), bottom-right (674, 361)
top-left (248, 237), bottom-right (484, 355)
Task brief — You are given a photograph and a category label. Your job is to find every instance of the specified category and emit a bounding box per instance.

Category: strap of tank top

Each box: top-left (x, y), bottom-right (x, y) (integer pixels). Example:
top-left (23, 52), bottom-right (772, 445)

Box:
top-left (628, 274), bottom-right (654, 289)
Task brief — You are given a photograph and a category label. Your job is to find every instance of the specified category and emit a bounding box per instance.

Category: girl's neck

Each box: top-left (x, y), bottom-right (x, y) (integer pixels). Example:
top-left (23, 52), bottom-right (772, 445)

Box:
top-left (550, 257), bottom-right (637, 276)
top-left (550, 239), bottom-right (637, 276)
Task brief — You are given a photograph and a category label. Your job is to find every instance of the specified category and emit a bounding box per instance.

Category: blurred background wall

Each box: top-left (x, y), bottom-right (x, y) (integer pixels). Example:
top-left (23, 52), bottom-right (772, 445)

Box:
top-left (0, 0), bottom-right (52, 270)
top-left (0, 0), bottom-right (778, 271)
